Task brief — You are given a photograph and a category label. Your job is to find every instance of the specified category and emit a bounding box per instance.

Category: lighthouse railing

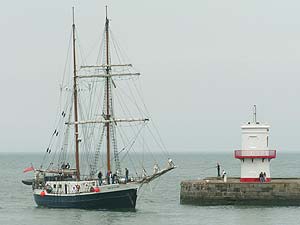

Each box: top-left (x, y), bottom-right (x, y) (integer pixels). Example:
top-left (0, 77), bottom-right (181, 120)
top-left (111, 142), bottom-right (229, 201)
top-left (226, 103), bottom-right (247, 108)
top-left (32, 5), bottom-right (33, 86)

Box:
top-left (234, 150), bottom-right (276, 159)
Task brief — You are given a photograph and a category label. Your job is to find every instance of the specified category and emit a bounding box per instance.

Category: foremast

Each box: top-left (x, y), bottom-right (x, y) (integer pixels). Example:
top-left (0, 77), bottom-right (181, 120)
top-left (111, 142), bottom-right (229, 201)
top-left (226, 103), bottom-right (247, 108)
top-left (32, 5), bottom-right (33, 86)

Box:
top-left (72, 7), bottom-right (80, 180)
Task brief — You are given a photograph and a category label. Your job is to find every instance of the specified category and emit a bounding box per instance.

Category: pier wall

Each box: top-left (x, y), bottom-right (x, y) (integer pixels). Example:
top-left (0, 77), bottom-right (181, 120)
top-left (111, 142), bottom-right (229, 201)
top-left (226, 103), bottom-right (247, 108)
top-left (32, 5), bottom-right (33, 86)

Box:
top-left (180, 178), bottom-right (300, 206)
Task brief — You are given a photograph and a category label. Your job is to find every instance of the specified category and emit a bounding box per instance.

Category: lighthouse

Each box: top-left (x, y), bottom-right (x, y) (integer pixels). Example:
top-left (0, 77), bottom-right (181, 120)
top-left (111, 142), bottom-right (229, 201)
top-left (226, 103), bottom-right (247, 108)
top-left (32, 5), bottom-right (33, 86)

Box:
top-left (181, 106), bottom-right (300, 206)
top-left (234, 106), bottom-right (276, 182)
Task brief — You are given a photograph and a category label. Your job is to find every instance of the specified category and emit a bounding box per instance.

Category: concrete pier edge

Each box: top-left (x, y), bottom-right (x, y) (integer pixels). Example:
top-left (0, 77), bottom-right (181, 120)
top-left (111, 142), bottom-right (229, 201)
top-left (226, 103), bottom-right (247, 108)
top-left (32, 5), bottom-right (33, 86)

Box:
top-left (180, 177), bottom-right (300, 206)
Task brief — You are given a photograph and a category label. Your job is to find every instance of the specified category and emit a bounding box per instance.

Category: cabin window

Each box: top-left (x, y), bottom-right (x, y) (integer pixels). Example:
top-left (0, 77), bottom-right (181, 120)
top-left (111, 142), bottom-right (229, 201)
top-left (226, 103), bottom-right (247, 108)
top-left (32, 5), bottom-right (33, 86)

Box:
top-left (54, 184), bottom-right (56, 188)
top-left (267, 136), bottom-right (269, 147)
top-left (262, 158), bottom-right (265, 162)
top-left (252, 158), bottom-right (254, 163)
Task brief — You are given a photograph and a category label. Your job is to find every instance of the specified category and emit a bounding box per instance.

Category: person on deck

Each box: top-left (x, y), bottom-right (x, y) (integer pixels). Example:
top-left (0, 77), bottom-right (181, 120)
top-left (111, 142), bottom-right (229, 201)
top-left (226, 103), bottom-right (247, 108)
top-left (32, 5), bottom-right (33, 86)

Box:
top-left (153, 163), bottom-right (159, 174)
top-left (66, 163), bottom-right (70, 169)
top-left (125, 168), bottom-right (129, 183)
top-left (106, 171), bottom-right (110, 185)
top-left (109, 171), bottom-right (113, 184)
top-left (112, 173), bottom-right (117, 184)
top-left (98, 171), bottom-right (103, 186)
top-left (168, 158), bottom-right (175, 168)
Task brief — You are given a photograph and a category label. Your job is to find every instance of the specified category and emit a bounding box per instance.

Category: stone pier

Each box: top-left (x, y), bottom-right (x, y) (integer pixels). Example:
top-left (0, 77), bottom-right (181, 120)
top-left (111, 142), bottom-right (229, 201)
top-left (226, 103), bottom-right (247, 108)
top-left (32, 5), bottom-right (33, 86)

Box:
top-left (180, 177), bottom-right (300, 206)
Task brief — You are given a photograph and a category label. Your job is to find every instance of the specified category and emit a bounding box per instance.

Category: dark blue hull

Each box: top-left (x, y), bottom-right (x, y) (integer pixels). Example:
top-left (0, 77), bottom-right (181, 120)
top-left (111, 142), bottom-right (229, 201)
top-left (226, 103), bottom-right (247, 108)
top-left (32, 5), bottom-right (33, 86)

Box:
top-left (34, 188), bottom-right (137, 209)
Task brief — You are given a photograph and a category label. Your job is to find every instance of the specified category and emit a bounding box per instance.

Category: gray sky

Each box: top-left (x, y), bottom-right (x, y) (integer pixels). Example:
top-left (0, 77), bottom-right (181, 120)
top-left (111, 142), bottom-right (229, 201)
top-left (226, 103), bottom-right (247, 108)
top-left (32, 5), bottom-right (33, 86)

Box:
top-left (1, 0), bottom-right (300, 153)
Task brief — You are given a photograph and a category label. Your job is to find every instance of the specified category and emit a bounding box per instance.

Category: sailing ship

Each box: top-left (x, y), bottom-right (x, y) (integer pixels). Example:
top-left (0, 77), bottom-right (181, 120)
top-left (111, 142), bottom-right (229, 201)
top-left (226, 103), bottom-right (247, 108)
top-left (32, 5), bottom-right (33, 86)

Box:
top-left (22, 7), bottom-right (175, 209)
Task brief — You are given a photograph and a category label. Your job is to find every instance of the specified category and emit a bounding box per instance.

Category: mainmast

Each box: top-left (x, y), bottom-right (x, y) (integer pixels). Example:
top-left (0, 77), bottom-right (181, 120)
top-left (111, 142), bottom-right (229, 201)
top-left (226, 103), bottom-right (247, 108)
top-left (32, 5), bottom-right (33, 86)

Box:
top-left (72, 7), bottom-right (80, 180)
top-left (68, 7), bottom-right (149, 175)
top-left (105, 6), bottom-right (111, 173)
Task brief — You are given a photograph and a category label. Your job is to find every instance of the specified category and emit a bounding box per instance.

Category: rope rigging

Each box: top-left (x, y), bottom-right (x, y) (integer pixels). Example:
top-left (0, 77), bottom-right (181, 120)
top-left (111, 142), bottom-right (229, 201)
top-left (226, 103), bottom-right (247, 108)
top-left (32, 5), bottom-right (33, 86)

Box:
top-left (38, 15), bottom-right (173, 183)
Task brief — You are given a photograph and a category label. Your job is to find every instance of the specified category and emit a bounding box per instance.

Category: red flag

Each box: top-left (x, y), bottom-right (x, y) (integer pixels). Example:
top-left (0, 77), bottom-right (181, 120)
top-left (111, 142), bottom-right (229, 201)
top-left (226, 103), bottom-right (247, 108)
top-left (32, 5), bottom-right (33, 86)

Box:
top-left (23, 166), bottom-right (34, 173)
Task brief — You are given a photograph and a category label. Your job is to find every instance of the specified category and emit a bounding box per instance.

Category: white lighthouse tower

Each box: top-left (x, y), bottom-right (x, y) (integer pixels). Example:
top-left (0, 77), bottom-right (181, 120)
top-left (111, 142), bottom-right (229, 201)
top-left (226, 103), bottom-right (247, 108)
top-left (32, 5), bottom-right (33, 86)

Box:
top-left (234, 106), bottom-right (276, 182)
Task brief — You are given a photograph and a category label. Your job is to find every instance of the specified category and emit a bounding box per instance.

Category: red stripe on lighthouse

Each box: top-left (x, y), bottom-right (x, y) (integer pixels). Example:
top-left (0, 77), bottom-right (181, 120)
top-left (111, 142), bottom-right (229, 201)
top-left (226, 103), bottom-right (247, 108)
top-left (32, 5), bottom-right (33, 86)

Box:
top-left (240, 178), bottom-right (271, 182)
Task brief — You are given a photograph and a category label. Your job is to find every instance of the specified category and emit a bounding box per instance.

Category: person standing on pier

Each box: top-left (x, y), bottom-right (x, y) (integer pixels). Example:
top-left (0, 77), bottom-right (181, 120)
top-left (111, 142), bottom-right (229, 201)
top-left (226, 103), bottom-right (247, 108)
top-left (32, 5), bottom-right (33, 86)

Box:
top-left (216, 163), bottom-right (221, 177)
top-left (259, 172), bottom-right (263, 182)
top-left (222, 169), bottom-right (227, 182)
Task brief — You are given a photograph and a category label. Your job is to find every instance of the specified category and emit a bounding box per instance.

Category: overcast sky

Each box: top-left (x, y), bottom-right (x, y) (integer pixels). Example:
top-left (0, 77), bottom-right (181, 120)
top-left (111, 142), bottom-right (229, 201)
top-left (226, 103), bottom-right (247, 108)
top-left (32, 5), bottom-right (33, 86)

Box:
top-left (1, 0), bottom-right (300, 153)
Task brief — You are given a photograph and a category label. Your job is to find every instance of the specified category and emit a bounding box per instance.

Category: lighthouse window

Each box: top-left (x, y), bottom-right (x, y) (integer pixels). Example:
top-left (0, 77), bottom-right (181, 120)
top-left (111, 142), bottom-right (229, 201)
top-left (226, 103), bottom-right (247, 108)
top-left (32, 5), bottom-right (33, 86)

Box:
top-left (58, 184), bottom-right (62, 188)
top-left (54, 184), bottom-right (56, 188)
top-left (252, 158), bottom-right (254, 163)
top-left (262, 158), bottom-right (265, 162)
top-left (267, 136), bottom-right (269, 147)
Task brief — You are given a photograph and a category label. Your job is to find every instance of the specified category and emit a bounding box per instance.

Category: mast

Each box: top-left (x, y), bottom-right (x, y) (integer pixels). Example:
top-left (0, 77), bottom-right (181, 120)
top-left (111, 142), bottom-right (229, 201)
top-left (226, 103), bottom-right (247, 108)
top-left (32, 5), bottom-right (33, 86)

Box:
top-left (105, 6), bottom-right (111, 173)
top-left (253, 105), bottom-right (257, 124)
top-left (72, 7), bottom-right (80, 180)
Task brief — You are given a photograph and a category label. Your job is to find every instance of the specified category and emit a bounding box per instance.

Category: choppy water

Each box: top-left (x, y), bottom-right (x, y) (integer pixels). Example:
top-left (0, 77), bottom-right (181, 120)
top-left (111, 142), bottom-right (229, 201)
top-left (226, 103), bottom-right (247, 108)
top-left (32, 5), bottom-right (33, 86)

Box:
top-left (1, 152), bottom-right (300, 225)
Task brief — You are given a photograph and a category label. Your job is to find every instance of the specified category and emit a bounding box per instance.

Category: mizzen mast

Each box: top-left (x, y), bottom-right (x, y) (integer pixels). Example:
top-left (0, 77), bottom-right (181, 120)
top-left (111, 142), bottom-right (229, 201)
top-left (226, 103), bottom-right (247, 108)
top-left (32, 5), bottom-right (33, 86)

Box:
top-left (72, 7), bottom-right (80, 180)
top-left (105, 6), bottom-right (111, 173)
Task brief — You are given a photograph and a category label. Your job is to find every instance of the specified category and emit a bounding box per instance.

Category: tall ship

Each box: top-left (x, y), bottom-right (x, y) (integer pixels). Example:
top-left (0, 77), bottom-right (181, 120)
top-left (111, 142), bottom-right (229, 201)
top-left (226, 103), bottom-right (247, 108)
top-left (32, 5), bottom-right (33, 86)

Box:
top-left (22, 7), bottom-right (175, 209)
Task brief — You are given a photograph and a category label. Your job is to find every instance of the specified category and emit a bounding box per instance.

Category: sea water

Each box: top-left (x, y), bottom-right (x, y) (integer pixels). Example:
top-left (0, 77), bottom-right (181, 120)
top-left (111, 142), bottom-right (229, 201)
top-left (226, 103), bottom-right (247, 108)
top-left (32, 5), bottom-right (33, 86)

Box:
top-left (0, 152), bottom-right (299, 225)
